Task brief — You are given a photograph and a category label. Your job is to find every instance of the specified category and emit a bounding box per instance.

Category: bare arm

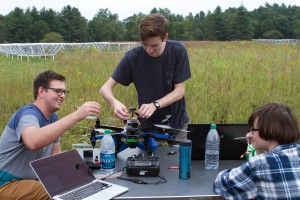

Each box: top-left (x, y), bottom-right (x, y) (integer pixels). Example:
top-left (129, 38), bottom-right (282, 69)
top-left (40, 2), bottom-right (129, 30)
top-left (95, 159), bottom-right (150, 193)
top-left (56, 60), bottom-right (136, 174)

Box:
top-left (22, 101), bottom-right (101, 150)
top-left (100, 77), bottom-right (130, 120)
top-left (51, 142), bottom-right (62, 155)
top-left (138, 82), bottom-right (185, 118)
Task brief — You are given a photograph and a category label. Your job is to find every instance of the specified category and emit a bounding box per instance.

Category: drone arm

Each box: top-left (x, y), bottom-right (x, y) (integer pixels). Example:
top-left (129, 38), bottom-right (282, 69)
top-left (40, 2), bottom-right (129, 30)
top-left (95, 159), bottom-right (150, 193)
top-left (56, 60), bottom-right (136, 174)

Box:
top-left (90, 131), bottom-right (103, 148)
top-left (99, 125), bottom-right (124, 132)
top-left (113, 134), bottom-right (129, 154)
top-left (144, 132), bottom-right (171, 140)
top-left (144, 132), bottom-right (175, 146)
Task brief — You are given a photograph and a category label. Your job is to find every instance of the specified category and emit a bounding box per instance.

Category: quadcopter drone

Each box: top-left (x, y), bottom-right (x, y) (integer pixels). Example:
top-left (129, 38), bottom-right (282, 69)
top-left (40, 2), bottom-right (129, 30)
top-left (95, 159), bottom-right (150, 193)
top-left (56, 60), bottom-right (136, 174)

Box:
top-left (89, 107), bottom-right (185, 156)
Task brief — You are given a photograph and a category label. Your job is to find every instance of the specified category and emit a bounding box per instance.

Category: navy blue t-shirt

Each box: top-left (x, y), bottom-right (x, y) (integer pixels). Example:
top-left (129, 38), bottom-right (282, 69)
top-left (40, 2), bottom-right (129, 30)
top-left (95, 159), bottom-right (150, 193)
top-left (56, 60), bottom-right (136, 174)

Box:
top-left (112, 40), bottom-right (191, 130)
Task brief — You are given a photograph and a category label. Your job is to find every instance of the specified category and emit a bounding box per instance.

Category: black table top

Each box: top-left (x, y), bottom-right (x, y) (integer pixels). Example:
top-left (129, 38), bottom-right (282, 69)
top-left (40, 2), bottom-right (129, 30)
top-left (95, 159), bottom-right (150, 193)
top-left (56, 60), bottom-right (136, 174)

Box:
top-left (94, 146), bottom-right (245, 199)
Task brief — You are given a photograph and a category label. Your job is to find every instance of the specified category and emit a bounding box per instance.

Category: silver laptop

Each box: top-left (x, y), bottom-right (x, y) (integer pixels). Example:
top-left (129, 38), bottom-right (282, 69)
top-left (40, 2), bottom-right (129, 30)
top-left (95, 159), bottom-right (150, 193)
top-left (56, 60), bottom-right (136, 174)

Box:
top-left (30, 149), bottom-right (128, 200)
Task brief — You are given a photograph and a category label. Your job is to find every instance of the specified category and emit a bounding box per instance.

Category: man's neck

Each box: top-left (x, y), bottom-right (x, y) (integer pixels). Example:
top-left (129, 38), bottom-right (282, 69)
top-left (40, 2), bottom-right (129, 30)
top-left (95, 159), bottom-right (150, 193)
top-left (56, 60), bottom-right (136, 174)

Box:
top-left (158, 41), bottom-right (166, 56)
top-left (33, 101), bottom-right (52, 119)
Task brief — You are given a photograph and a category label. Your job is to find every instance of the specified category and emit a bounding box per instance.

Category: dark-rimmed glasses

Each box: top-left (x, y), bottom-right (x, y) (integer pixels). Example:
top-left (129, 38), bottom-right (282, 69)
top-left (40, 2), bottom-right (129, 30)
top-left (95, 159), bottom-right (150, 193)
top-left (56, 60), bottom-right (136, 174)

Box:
top-left (250, 127), bottom-right (259, 132)
top-left (47, 87), bottom-right (69, 95)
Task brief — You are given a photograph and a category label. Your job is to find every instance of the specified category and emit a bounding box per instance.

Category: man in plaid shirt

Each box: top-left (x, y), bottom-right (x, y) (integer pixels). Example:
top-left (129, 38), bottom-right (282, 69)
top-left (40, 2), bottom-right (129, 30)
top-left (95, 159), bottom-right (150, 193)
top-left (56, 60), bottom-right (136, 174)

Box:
top-left (214, 103), bottom-right (300, 200)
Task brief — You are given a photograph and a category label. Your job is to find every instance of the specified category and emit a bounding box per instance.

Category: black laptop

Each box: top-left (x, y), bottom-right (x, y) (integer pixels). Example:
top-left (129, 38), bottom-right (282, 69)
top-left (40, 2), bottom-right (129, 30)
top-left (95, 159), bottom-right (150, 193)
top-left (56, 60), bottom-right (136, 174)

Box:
top-left (187, 123), bottom-right (250, 160)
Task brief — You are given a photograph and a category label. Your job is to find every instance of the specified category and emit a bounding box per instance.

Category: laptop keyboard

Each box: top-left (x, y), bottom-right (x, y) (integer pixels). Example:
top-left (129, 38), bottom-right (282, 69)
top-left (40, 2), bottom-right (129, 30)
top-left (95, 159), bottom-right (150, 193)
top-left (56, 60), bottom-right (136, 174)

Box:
top-left (60, 181), bottom-right (111, 200)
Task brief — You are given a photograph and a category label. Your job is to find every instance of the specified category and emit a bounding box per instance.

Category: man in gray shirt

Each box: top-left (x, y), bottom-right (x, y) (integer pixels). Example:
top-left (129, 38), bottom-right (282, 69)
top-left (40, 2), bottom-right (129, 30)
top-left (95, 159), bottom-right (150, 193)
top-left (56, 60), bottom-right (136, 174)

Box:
top-left (0, 70), bottom-right (101, 199)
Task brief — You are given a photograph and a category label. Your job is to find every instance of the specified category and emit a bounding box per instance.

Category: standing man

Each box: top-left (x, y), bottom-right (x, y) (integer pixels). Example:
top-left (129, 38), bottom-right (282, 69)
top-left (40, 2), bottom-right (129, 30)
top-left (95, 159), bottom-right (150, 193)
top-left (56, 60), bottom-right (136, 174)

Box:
top-left (0, 70), bottom-right (101, 199)
top-left (100, 13), bottom-right (191, 141)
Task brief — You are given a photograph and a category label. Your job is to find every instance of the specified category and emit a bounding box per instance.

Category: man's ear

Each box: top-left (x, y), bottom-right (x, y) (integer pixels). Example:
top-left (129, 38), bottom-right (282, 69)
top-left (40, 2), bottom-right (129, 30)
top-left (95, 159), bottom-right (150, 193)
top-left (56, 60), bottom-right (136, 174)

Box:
top-left (163, 33), bottom-right (169, 41)
top-left (38, 86), bottom-right (45, 97)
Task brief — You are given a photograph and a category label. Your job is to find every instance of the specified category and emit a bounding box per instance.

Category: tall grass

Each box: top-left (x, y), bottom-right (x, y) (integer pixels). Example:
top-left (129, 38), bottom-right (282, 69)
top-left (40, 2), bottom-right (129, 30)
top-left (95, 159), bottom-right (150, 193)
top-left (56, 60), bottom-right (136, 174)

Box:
top-left (0, 41), bottom-right (299, 150)
top-left (189, 41), bottom-right (300, 123)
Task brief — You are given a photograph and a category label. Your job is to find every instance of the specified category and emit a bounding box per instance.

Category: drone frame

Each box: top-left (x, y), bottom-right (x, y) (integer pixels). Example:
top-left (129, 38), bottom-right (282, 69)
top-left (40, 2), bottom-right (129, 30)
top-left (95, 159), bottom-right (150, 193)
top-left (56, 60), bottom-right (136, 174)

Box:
top-left (89, 113), bottom-right (176, 156)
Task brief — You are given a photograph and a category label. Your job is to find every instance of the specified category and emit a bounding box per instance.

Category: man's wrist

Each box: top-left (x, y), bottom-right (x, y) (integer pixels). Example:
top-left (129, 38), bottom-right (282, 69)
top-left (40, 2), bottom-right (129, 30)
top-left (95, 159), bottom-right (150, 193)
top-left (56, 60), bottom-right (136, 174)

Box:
top-left (153, 101), bottom-right (160, 110)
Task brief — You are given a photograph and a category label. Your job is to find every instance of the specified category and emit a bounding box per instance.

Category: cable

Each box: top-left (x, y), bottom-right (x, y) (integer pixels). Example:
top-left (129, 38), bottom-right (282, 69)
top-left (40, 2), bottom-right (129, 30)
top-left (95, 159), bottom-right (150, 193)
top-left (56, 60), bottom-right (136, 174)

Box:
top-left (117, 176), bottom-right (148, 184)
top-left (100, 167), bottom-right (125, 181)
top-left (153, 175), bottom-right (167, 184)
top-left (117, 175), bottom-right (167, 185)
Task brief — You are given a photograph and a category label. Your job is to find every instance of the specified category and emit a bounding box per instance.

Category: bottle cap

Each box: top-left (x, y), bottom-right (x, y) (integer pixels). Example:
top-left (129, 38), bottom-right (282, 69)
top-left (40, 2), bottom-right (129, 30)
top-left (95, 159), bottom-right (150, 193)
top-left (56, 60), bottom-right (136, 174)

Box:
top-left (179, 139), bottom-right (192, 146)
top-left (210, 123), bottom-right (217, 129)
top-left (104, 129), bottom-right (111, 134)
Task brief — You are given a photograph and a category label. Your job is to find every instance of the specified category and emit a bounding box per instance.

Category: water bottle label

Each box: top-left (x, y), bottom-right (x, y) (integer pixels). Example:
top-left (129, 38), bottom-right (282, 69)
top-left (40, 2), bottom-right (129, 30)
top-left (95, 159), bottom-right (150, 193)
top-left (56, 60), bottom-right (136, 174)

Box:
top-left (100, 152), bottom-right (115, 169)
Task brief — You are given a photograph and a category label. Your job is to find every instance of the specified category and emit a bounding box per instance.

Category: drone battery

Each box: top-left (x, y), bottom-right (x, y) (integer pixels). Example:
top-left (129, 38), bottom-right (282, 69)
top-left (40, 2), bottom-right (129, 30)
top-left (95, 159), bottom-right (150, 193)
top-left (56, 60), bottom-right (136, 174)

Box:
top-left (126, 154), bottom-right (160, 177)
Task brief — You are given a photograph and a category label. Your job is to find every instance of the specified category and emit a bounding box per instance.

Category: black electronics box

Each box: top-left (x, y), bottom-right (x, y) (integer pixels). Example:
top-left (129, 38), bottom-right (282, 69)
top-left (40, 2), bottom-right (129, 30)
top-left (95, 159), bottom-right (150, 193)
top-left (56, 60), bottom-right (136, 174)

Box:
top-left (126, 154), bottom-right (160, 176)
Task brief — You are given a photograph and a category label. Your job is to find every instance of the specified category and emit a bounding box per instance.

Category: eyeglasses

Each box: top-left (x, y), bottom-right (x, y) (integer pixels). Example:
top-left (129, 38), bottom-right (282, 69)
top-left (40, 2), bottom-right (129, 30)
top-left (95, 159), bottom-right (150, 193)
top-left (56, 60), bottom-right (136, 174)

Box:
top-left (250, 127), bottom-right (259, 132)
top-left (47, 87), bottom-right (69, 95)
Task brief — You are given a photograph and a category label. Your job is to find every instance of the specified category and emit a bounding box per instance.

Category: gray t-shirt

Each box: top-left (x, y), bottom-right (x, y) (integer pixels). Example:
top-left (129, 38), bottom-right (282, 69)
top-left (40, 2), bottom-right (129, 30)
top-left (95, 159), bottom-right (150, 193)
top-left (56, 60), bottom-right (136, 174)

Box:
top-left (0, 104), bottom-right (59, 186)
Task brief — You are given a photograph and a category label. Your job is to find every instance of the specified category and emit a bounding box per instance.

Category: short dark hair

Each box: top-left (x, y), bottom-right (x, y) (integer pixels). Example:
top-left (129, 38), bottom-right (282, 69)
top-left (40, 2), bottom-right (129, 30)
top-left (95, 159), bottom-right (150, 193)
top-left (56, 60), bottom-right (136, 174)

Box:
top-left (33, 70), bottom-right (65, 100)
top-left (248, 103), bottom-right (300, 144)
top-left (139, 13), bottom-right (169, 41)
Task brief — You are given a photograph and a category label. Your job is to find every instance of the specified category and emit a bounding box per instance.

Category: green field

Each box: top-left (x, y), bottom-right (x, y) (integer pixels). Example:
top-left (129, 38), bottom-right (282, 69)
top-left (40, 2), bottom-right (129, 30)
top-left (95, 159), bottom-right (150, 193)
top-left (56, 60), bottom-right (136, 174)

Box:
top-left (1, 41), bottom-right (299, 150)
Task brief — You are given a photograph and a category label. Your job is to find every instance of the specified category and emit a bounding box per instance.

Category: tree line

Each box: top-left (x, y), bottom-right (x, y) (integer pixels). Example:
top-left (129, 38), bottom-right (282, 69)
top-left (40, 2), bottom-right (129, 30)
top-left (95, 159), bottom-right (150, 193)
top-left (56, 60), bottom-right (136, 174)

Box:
top-left (0, 3), bottom-right (299, 43)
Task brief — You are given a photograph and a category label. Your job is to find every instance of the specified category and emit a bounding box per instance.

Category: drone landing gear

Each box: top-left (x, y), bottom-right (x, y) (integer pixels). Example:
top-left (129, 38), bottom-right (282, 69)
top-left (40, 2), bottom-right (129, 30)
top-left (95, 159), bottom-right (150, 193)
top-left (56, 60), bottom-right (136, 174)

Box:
top-left (136, 134), bottom-right (158, 156)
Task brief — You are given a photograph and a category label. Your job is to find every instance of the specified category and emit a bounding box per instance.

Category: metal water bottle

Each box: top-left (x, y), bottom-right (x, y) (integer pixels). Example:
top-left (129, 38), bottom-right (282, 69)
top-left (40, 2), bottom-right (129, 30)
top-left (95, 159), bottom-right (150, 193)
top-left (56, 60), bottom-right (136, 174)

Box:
top-left (179, 139), bottom-right (192, 180)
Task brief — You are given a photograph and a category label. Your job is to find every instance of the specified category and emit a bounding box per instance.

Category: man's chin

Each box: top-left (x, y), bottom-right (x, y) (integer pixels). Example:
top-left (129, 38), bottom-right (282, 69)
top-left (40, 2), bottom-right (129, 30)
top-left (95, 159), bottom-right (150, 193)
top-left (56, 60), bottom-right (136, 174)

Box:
top-left (54, 104), bottom-right (62, 111)
top-left (149, 53), bottom-right (159, 57)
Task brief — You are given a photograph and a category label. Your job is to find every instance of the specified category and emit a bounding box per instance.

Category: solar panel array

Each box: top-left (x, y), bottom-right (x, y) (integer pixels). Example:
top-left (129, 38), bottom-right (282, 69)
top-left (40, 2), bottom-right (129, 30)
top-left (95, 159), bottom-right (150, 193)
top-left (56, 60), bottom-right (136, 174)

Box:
top-left (0, 42), bottom-right (136, 62)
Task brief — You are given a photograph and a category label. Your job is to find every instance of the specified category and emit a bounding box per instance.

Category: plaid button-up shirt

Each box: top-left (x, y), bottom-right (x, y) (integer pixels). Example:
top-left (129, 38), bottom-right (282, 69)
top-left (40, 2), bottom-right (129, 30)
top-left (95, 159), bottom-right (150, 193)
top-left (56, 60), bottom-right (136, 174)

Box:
top-left (214, 143), bottom-right (300, 200)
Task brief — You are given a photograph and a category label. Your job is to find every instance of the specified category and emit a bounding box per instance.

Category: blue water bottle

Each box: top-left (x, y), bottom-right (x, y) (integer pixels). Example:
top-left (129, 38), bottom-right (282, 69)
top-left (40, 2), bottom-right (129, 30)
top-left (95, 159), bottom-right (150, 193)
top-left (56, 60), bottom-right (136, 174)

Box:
top-left (179, 139), bottom-right (192, 180)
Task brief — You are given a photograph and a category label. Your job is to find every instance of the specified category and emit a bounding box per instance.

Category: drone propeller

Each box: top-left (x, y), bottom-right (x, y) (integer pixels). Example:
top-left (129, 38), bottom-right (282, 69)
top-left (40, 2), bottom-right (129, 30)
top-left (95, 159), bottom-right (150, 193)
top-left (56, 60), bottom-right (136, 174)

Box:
top-left (73, 143), bottom-right (93, 148)
top-left (154, 124), bottom-right (191, 132)
top-left (82, 134), bottom-right (91, 137)
top-left (85, 116), bottom-right (98, 120)
top-left (78, 126), bottom-right (106, 133)
top-left (161, 115), bottom-right (171, 123)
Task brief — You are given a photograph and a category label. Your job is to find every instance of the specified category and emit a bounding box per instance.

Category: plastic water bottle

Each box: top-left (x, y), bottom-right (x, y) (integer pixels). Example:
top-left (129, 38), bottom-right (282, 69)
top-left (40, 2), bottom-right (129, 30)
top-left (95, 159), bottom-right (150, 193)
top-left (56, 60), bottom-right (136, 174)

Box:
top-left (100, 129), bottom-right (115, 174)
top-left (205, 124), bottom-right (220, 169)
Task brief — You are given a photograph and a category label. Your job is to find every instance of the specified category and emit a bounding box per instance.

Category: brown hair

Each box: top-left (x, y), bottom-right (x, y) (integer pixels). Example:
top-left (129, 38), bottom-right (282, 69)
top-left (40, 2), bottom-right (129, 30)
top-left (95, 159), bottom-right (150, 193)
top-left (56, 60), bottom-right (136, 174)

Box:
top-left (139, 13), bottom-right (169, 41)
top-left (33, 70), bottom-right (65, 100)
top-left (248, 103), bottom-right (300, 144)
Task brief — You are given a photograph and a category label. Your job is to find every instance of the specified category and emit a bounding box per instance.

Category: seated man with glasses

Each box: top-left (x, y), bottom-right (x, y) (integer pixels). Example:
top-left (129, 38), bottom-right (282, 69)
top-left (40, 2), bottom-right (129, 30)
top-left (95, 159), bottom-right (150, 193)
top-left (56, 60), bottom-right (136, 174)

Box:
top-left (214, 102), bottom-right (300, 199)
top-left (0, 70), bottom-right (101, 199)
top-left (100, 13), bottom-right (191, 142)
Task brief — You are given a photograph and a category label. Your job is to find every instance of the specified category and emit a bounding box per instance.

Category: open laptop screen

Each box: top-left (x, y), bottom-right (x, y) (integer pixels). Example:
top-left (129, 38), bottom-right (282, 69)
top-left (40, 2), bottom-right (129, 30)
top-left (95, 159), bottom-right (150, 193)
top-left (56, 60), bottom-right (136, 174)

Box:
top-left (30, 150), bottom-right (94, 197)
top-left (187, 123), bottom-right (250, 160)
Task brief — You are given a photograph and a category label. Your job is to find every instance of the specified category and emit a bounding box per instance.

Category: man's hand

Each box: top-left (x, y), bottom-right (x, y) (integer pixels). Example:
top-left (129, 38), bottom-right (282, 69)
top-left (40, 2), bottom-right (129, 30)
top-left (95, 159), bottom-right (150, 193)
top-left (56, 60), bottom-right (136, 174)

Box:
top-left (138, 103), bottom-right (156, 118)
top-left (76, 101), bottom-right (101, 120)
top-left (113, 101), bottom-right (130, 120)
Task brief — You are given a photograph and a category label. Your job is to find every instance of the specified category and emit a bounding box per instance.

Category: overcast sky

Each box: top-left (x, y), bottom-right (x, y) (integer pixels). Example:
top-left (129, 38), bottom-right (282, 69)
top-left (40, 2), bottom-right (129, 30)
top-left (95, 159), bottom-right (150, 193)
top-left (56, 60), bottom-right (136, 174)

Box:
top-left (1, 0), bottom-right (299, 21)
